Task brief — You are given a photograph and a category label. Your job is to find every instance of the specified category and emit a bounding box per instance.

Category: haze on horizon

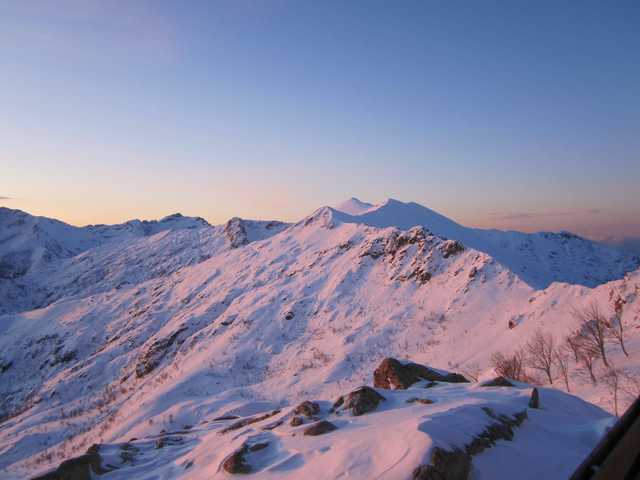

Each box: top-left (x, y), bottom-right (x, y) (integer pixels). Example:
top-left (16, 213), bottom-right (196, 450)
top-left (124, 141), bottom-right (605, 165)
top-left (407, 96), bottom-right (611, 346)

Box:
top-left (1, 1), bottom-right (638, 248)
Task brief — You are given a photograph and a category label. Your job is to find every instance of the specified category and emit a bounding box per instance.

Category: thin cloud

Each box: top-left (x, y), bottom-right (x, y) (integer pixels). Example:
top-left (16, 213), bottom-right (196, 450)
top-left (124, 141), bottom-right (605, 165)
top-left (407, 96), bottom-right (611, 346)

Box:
top-left (489, 210), bottom-right (601, 221)
top-left (0, 196), bottom-right (12, 200)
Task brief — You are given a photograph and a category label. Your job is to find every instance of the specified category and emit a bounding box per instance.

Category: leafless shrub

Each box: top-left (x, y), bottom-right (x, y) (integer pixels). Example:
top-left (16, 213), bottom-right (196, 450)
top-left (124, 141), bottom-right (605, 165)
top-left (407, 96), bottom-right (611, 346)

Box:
top-left (607, 290), bottom-right (629, 357)
top-left (602, 367), bottom-right (621, 417)
top-left (575, 336), bottom-right (600, 384)
top-left (565, 334), bottom-right (582, 363)
top-left (491, 349), bottom-right (528, 382)
top-left (461, 362), bottom-right (481, 382)
top-left (553, 346), bottom-right (571, 392)
top-left (525, 329), bottom-right (555, 385)
top-left (572, 303), bottom-right (610, 367)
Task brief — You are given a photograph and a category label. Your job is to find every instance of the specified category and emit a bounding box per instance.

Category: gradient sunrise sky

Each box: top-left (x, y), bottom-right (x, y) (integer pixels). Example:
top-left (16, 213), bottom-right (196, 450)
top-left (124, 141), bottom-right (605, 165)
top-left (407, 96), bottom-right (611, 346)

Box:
top-left (1, 1), bottom-right (638, 245)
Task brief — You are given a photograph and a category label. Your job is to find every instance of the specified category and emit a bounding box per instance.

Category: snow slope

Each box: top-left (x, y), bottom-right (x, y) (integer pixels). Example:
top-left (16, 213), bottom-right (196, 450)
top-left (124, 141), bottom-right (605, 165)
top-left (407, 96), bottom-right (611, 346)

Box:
top-left (0, 203), bottom-right (638, 478)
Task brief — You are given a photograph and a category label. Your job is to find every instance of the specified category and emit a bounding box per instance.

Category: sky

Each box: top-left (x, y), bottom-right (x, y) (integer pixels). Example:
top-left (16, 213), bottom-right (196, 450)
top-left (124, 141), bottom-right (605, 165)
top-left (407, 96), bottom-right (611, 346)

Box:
top-left (1, 1), bottom-right (638, 247)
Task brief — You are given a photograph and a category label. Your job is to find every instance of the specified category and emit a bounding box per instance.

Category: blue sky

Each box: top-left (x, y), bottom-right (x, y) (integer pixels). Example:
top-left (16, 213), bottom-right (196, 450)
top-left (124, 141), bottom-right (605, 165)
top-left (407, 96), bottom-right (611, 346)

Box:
top-left (1, 1), bottom-right (638, 243)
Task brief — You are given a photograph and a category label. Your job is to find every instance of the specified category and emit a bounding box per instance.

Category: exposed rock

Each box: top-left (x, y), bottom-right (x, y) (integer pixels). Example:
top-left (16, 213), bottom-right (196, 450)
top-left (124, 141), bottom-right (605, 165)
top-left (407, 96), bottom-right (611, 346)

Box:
top-left (406, 397), bottom-right (434, 405)
top-left (413, 408), bottom-right (527, 479)
top-left (508, 319), bottom-right (516, 329)
top-left (221, 441), bottom-right (271, 473)
top-left (213, 415), bottom-right (240, 421)
top-left (374, 358), bottom-right (468, 390)
top-left (441, 240), bottom-right (465, 258)
top-left (481, 377), bottom-right (514, 387)
top-left (333, 386), bottom-right (385, 416)
top-left (413, 448), bottom-right (471, 480)
top-left (294, 400), bottom-right (320, 418)
top-left (468, 266), bottom-right (478, 279)
top-left (303, 420), bottom-right (337, 436)
top-left (220, 409), bottom-right (281, 434)
top-left (222, 445), bottom-right (251, 474)
top-left (284, 311), bottom-right (295, 320)
top-left (31, 444), bottom-right (112, 480)
top-left (135, 327), bottom-right (187, 378)
top-left (528, 388), bottom-right (540, 409)
top-left (224, 217), bottom-right (249, 249)
top-left (290, 416), bottom-right (304, 427)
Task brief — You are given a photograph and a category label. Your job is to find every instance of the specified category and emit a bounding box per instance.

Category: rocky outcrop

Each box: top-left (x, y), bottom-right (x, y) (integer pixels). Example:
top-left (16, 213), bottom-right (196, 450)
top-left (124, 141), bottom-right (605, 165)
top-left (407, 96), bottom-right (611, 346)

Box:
top-left (333, 386), bottom-right (385, 416)
top-left (374, 358), bottom-right (468, 390)
top-left (224, 217), bottom-right (249, 249)
top-left (440, 240), bottom-right (465, 258)
top-left (413, 448), bottom-right (471, 480)
top-left (222, 442), bottom-right (269, 474)
top-left (413, 408), bottom-right (527, 480)
top-left (220, 410), bottom-right (281, 434)
top-left (31, 444), bottom-right (112, 480)
top-left (481, 377), bottom-right (514, 387)
top-left (303, 420), bottom-right (337, 436)
top-left (135, 327), bottom-right (187, 378)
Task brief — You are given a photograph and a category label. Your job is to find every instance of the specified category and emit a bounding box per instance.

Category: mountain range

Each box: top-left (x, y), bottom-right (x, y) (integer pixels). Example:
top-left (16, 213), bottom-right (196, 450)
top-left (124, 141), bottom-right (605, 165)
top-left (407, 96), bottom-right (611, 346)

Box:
top-left (0, 199), bottom-right (638, 479)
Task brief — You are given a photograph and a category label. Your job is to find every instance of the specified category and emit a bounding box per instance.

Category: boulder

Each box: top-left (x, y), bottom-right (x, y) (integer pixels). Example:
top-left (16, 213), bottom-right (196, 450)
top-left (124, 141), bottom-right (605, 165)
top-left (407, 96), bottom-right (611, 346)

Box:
top-left (293, 400), bottom-right (320, 418)
top-left (303, 420), bottom-right (337, 436)
top-left (374, 358), bottom-right (468, 389)
top-left (333, 386), bottom-right (385, 416)
top-left (222, 445), bottom-right (251, 474)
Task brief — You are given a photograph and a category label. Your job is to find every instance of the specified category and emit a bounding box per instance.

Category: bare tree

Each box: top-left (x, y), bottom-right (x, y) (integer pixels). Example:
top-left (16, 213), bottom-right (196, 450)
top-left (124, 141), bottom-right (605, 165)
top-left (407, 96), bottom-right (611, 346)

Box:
top-left (565, 334), bottom-right (582, 363)
top-left (572, 303), bottom-right (610, 367)
top-left (491, 349), bottom-right (527, 382)
top-left (461, 362), bottom-right (481, 382)
top-left (602, 367), bottom-right (621, 417)
top-left (607, 292), bottom-right (629, 357)
top-left (553, 346), bottom-right (571, 392)
top-left (577, 341), bottom-right (600, 384)
top-left (525, 329), bottom-right (555, 384)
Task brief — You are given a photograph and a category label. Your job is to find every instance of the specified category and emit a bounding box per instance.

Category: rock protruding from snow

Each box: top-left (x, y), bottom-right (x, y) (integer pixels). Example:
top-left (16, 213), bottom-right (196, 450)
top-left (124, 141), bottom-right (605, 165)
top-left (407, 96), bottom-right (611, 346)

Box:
top-left (332, 386), bottom-right (385, 416)
top-left (293, 401), bottom-right (320, 418)
top-left (222, 441), bottom-right (269, 474)
top-left (373, 358), bottom-right (468, 389)
top-left (481, 377), bottom-right (515, 387)
top-left (413, 407), bottom-right (528, 480)
top-left (529, 388), bottom-right (540, 409)
top-left (31, 444), bottom-right (110, 480)
top-left (303, 420), bottom-right (338, 436)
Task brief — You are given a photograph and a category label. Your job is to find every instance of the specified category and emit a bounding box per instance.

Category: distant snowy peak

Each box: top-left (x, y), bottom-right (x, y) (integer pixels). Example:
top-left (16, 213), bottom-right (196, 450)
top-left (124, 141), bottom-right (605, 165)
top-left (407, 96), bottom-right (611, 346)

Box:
top-left (85, 212), bottom-right (211, 239)
top-left (0, 209), bottom-right (215, 286)
top-left (334, 197), bottom-right (374, 215)
top-left (316, 199), bottom-right (639, 288)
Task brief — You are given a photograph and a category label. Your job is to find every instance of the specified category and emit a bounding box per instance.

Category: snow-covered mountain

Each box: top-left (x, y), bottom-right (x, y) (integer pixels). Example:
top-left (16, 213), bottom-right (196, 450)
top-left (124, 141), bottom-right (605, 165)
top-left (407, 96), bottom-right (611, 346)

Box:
top-left (0, 209), bottom-right (288, 315)
top-left (334, 198), bottom-right (639, 288)
top-left (0, 201), bottom-right (638, 479)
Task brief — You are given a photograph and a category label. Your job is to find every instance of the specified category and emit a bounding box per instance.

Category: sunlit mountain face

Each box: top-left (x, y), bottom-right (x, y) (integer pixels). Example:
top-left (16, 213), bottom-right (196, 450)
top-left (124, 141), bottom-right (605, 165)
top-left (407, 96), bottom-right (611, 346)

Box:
top-left (0, 200), bottom-right (638, 479)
